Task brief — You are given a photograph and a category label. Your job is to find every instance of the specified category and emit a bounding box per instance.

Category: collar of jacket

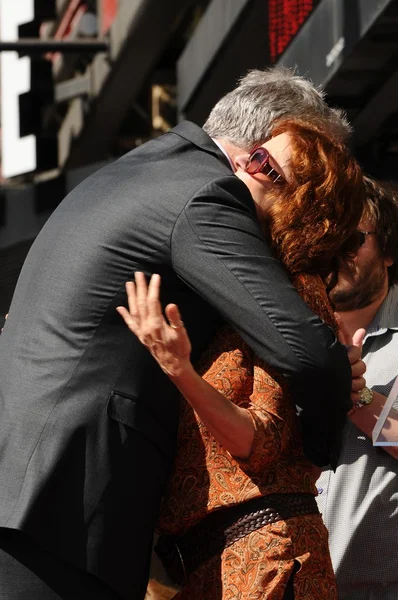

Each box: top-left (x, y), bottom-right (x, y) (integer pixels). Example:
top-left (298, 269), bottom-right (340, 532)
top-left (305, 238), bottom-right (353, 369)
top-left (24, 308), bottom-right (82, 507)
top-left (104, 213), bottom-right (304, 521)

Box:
top-left (168, 121), bottom-right (233, 172)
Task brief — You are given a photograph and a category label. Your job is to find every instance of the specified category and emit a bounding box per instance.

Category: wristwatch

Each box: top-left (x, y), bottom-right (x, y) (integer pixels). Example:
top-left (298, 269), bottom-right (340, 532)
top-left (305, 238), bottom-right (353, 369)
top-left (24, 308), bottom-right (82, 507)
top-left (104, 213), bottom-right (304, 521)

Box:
top-left (351, 386), bottom-right (374, 412)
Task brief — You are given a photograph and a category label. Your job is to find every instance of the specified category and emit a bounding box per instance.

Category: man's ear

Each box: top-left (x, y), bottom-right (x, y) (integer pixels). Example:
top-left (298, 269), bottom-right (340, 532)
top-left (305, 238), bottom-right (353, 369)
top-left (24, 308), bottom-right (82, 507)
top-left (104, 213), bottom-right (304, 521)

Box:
top-left (385, 256), bottom-right (394, 267)
top-left (234, 153), bottom-right (249, 172)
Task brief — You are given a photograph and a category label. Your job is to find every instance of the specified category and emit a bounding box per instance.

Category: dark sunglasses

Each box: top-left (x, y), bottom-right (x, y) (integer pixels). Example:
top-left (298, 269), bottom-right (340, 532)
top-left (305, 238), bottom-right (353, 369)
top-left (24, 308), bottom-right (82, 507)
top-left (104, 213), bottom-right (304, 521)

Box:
top-left (341, 229), bottom-right (376, 256)
top-left (354, 230), bottom-right (376, 249)
top-left (245, 147), bottom-right (285, 184)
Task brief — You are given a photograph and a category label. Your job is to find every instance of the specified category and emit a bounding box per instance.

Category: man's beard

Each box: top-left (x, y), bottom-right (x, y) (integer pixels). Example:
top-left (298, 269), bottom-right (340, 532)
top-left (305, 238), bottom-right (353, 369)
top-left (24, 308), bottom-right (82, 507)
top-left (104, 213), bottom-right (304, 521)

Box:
top-left (329, 258), bottom-right (387, 312)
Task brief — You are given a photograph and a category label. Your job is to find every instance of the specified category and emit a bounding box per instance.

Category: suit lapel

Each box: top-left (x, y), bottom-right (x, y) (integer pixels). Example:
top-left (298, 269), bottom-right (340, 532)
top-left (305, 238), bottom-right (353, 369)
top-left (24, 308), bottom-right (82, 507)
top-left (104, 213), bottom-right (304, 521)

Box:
top-left (169, 121), bottom-right (232, 171)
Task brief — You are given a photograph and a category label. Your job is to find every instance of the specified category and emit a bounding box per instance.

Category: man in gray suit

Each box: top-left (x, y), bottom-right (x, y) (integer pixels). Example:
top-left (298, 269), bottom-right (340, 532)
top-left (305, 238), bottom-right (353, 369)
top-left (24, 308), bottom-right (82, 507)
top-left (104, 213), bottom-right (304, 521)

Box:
top-left (0, 68), bottom-right (356, 599)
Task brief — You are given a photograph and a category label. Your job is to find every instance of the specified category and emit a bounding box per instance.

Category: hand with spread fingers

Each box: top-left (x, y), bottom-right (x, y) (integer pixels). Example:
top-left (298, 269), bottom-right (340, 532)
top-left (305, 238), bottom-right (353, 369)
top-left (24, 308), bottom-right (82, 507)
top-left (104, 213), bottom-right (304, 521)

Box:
top-left (118, 273), bottom-right (256, 460)
top-left (117, 272), bottom-right (192, 378)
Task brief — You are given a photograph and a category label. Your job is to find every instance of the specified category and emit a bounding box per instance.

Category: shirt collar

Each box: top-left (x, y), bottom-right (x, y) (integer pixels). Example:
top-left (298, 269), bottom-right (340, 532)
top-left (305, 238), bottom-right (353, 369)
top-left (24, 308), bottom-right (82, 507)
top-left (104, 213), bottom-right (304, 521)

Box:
top-left (365, 284), bottom-right (398, 341)
top-left (211, 138), bottom-right (235, 171)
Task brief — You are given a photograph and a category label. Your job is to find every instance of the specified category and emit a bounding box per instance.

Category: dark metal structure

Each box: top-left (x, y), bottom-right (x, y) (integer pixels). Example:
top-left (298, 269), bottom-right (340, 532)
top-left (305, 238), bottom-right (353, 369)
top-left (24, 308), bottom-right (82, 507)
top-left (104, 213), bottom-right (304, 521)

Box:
top-left (0, 39), bottom-right (109, 52)
top-left (62, 0), bottom-right (210, 169)
top-left (176, 0), bottom-right (398, 180)
top-left (278, 0), bottom-right (398, 179)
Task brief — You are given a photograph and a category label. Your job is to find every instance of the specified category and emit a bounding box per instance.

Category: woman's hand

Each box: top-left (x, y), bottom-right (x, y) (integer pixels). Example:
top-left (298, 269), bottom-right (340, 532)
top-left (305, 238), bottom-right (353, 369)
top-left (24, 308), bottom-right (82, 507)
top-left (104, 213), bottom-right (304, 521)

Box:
top-left (118, 272), bottom-right (255, 458)
top-left (117, 272), bottom-right (192, 378)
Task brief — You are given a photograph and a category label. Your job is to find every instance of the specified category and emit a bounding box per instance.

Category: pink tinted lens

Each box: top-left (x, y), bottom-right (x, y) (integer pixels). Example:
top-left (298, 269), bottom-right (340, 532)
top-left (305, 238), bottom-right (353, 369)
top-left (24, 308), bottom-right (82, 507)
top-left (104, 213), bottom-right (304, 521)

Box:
top-left (246, 148), bottom-right (269, 174)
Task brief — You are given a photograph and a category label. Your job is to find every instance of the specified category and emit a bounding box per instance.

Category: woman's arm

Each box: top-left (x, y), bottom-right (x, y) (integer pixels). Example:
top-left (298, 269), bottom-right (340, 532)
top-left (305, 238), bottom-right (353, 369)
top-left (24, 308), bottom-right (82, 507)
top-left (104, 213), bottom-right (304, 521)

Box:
top-left (117, 272), bottom-right (255, 459)
top-left (169, 359), bottom-right (255, 459)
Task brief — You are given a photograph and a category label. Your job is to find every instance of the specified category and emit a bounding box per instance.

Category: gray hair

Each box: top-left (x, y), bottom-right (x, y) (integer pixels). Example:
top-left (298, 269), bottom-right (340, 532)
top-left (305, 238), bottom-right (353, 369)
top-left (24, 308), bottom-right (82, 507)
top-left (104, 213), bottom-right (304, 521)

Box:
top-left (203, 67), bottom-right (351, 149)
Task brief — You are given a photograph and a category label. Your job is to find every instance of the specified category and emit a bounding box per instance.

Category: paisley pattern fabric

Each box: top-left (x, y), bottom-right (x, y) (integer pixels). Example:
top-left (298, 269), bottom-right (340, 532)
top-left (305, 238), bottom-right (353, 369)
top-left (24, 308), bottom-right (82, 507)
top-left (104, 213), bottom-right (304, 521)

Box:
top-left (174, 515), bottom-right (334, 600)
top-left (157, 274), bottom-right (338, 599)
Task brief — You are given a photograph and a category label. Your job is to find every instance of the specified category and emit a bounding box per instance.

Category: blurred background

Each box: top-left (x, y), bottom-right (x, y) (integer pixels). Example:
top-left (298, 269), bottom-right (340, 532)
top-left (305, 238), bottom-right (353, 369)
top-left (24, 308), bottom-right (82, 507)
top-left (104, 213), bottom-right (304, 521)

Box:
top-left (0, 0), bottom-right (397, 322)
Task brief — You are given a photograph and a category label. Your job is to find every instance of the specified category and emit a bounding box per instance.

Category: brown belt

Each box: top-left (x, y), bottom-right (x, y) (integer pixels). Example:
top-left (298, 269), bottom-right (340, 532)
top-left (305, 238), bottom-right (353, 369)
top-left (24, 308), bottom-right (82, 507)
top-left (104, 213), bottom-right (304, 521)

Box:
top-left (155, 493), bottom-right (319, 585)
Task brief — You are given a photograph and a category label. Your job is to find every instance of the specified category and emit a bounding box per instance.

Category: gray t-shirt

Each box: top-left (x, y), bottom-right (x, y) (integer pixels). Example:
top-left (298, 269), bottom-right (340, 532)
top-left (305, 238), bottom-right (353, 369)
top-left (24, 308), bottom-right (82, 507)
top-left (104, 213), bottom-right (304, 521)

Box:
top-left (317, 284), bottom-right (398, 600)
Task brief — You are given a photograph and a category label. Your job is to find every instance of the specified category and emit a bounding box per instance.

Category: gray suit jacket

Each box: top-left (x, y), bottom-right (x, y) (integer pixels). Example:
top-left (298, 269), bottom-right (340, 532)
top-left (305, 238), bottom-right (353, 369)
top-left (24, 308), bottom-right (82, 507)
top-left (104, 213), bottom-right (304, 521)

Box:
top-left (0, 122), bottom-right (351, 598)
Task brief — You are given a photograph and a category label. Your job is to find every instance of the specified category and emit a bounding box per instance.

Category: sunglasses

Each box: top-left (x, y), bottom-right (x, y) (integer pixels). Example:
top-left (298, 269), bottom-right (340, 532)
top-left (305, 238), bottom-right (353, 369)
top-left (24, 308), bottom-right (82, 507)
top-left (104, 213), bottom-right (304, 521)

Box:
top-left (354, 229), bottom-right (376, 250)
top-left (356, 230), bottom-right (376, 247)
top-left (341, 229), bottom-right (376, 256)
top-left (245, 147), bottom-right (285, 184)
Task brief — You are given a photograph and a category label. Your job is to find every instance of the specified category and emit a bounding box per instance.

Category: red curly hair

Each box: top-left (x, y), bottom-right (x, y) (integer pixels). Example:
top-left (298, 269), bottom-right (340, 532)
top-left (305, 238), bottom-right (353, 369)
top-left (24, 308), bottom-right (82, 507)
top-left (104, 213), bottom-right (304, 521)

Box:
top-left (263, 119), bottom-right (365, 279)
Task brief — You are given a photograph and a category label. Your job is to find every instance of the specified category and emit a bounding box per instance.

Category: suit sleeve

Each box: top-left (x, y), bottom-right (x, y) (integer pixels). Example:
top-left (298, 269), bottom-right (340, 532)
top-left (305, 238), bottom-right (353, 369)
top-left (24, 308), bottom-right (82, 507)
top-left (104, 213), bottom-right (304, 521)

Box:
top-left (171, 176), bottom-right (351, 468)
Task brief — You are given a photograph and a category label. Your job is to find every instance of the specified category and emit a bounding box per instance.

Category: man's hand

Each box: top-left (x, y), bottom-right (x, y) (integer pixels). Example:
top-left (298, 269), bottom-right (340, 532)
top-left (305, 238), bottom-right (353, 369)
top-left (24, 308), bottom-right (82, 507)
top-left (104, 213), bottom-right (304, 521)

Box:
top-left (335, 314), bottom-right (367, 402)
top-left (347, 340), bottom-right (367, 402)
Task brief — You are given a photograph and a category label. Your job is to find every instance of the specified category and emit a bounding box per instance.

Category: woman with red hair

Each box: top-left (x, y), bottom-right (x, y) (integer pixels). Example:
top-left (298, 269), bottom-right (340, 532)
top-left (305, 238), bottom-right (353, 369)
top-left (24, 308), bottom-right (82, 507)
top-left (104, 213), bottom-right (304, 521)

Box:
top-left (119, 120), bottom-right (365, 600)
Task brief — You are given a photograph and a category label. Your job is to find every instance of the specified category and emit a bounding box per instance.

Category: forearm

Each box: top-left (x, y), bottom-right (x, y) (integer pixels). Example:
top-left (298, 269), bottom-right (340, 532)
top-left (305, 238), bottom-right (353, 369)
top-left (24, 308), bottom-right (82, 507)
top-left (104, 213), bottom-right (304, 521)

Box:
top-left (118, 274), bottom-right (255, 458)
top-left (170, 362), bottom-right (255, 459)
top-left (350, 391), bottom-right (398, 460)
